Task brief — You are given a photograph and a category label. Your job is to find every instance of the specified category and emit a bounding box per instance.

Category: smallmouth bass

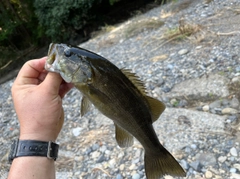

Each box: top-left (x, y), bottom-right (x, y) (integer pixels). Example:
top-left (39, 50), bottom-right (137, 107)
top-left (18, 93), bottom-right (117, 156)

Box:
top-left (45, 43), bottom-right (186, 179)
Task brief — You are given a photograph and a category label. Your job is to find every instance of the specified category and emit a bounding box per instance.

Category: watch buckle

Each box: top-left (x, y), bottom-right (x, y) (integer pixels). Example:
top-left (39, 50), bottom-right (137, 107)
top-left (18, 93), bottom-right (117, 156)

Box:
top-left (47, 141), bottom-right (54, 160)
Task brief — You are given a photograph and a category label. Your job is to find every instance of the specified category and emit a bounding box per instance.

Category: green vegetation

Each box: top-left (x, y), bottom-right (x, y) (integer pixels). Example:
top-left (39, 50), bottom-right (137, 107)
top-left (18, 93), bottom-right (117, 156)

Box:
top-left (0, 0), bottom-right (172, 80)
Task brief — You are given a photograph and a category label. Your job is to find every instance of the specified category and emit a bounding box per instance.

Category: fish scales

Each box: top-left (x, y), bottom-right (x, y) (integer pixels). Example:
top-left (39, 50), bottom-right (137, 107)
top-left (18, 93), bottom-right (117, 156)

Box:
top-left (45, 43), bottom-right (186, 179)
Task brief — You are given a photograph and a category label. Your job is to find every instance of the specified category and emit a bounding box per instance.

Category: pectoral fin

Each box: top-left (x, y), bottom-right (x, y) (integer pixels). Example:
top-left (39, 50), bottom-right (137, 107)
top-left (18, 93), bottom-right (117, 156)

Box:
top-left (146, 96), bottom-right (166, 123)
top-left (80, 96), bottom-right (92, 117)
top-left (114, 123), bottom-right (134, 148)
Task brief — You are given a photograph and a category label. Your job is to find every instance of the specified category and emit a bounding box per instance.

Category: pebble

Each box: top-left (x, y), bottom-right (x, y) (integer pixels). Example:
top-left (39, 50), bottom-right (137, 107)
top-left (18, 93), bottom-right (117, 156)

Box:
top-left (230, 168), bottom-right (237, 173)
top-left (230, 147), bottom-right (238, 157)
top-left (196, 153), bottom-right (217, 166)
top-left (72, 127), bottom-right (82, 137)
top-left (218, 156), bottom-right (227, 163)
top-left (170, 98), bottom-right (178, 106)
top-left (180, 159), bottom-right (189, 169)
top-left (189, 161), bottom-right (201, 171)
top-left (230, 97), bottom-right (239, 109)
top-left (178, 49), bottom-right (189, 55)
top-left (231, 173), bottom-right (240, 179)
top-left (222, 108), bottom-right (238, 115)
top-left (205, 171), bottom-right (213, 178)
top-left (209, 100), bottom-right (222, 109)
top-left (119, 164), bottom-right (125, 171)
top-left (232, 76), bottom-right (240, 83)
top-left (91, 151), bottom-right (100, 158)
top-left (233, 164), bottom-right (240, 171)
top-left (202, 105), bottom-right (209, 112)
top-left (132, 173), bottom-right (141, 179)
top-left (116, 173), bottom-right (123, 179)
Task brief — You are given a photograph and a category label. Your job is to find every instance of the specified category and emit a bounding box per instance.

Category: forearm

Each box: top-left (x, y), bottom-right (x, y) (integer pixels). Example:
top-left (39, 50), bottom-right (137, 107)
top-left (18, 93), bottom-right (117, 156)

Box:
top-left (8, 157), bottom-right (55, 179)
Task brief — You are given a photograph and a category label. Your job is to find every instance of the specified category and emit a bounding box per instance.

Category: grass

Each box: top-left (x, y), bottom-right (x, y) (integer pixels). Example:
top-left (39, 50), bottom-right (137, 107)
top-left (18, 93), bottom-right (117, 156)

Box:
top-left (144, 18), bottom-right (203, 50)
top-left (164, 19), bottom-right (202, 42)
top-left (124, 18), bottom-right (164, 38)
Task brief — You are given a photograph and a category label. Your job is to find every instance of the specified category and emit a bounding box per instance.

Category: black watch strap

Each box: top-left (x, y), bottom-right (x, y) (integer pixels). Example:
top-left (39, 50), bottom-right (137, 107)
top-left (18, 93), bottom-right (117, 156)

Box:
top-left (8, 139), bottom-right (59, 163)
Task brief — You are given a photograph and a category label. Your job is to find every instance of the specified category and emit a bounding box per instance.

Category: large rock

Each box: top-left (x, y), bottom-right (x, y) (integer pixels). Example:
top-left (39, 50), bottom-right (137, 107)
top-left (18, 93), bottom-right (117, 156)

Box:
top-left (164, 74), bottom-right (229, 102)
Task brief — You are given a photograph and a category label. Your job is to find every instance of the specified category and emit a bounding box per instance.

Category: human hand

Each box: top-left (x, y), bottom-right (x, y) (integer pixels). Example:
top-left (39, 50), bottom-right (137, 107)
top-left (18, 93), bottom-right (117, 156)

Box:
top-left (11, 57), bottom-right (73, 141)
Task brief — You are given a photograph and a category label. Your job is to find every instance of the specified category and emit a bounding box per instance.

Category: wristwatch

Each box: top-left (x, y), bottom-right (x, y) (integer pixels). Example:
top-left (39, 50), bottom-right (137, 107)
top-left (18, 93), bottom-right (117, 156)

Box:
top-left (8, 139), bottom-right (59, 163)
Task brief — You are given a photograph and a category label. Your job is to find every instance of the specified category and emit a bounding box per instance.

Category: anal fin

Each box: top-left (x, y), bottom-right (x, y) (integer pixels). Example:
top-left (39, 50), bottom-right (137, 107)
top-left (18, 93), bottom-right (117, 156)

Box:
top-left (114, 123), bottom-right (134, 148)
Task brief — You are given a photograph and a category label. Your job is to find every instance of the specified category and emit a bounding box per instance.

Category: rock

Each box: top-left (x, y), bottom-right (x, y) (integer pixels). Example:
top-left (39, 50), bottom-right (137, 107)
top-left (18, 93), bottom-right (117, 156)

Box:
top-left (72, 127), bottom-right (82, 137)
top-left (189, 160), bottom-right (201, 171)
top-left (132, 173), bottom-right (141, 179)
top-left (222, 99), bottom-right (230, 107)
top-left (209, 100), bottom-right (222, 109)
top-left (231, 173), bottom-right (240, 179)
top-left (178, 49), bottom-right (189, 55)
top-left (119, 164), bottom-right (125, 171)
top-left (178, 99), bottom-right (188, 107)
top-left (129, 164), bottom-right (136, 170)
top-left (96, 154), bottom-right (106, 163)
top-left (165, 74), bottom-right (229, 101)
top-left (164, 176), bottom-right (174, 179)
top-left (91, 151), bottom-right (100, 159)
top-left (218, 156), bottom-right (227, 163)
top-left (222, 108), bottom-right (238, 115)
top-left (170, 98), bottom-right (178, 106)
top-left (232, 76), bottom-right (240, 83)
top-left (233, 163), bottom-right (240, 171)
top-left (230, 97), bottom-right (240, 109)
top-left (230, 168), bottom-right (237, 173)
top-left (202, 105), bottom-right (209, 112)
top-left (180, 159), bottom-right (189, 169)
top-left (116, 173), bottom-right (123, 179)
top-left (196, 153), bottom-right (217, 166)
top-left (205, 170), bottom-right (213, 178)
top-left (91, 143), bottom-right (100, 151)
top-left (230, 147), bottom-right (238, 157)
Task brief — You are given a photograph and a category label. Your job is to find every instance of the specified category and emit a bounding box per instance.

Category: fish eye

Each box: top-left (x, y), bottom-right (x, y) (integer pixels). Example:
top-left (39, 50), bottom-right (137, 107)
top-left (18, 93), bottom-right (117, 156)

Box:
top-left (64, 49), bottom-right (72, 57)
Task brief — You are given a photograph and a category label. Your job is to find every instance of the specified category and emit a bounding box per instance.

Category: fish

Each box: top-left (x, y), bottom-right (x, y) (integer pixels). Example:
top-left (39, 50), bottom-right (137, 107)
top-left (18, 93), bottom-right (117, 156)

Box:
top-left (45, 43), bottom-right (186, 179)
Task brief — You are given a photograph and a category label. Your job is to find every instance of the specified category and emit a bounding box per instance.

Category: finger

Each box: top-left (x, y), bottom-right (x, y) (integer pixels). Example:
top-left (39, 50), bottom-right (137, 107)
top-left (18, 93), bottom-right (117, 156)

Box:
top-left (40, 72), bottom-right (63, 95)
top-left (59, 83), bottom-right (74, 98)
top-left (15, 57), bottom-right (47, 85)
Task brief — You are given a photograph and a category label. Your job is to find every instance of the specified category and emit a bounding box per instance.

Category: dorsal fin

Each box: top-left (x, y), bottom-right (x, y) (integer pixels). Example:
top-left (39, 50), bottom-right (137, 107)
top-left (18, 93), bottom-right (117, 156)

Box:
top-left (121, 68), bottom-right (166, 123)
top-left (121, 68), bottom-right (147, 95)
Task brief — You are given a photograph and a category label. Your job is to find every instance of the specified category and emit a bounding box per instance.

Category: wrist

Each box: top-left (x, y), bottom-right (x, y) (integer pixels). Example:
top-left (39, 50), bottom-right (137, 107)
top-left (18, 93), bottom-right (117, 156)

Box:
top-left (20, 133), bottom-right (57, 142)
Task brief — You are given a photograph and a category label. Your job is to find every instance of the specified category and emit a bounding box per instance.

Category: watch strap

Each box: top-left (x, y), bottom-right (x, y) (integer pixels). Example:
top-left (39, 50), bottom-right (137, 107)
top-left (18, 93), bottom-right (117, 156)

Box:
top-left (9, 139), bottom-right (59, 163)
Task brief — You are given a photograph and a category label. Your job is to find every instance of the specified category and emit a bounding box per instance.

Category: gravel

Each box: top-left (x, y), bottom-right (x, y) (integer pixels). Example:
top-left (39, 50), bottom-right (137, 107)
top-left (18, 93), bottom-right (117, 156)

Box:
top-left (1, 0), bottom-right (240, 179)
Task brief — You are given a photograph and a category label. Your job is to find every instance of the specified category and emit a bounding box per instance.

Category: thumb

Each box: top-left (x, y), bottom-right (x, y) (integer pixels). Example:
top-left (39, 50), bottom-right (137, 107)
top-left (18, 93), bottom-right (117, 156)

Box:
top-left (41, 72), bottom-right (63, 95)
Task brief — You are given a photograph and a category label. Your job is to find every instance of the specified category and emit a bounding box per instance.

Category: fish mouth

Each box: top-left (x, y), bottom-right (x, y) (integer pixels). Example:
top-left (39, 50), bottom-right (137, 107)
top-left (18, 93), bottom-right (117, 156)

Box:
top-left (45, 43), bottom-right (73, 83)
top-left (45, 43), bottom-right (61, 73)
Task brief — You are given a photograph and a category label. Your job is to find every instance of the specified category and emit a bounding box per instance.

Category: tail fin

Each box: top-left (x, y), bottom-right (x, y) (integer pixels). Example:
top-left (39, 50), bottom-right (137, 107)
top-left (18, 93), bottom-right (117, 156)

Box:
top-left (144, 149), bottom-right (186, 179)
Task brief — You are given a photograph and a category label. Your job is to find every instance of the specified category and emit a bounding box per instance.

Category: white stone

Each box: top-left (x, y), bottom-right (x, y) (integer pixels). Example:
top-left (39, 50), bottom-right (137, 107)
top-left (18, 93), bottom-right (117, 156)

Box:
top-left (233, 163), bottom-right (240, 171)
top-left (231, 173), bottom-right (240, 179)
top-left (218, 156), bottom-right (227, 163)
top-left (222, 108), bottom-right (238, 115)
top-left (72, 127), bottom-right (82, 137)
top-left (202, 105), bottom-right (209, 112)
top-left (91, 151), bottom-right (100, 158)
top-left (230, 147), bottom-right (238, 157)
top-left (205, 171), bottom-right (213, 178)
top-left (178, 49), bottom-right (189, 55)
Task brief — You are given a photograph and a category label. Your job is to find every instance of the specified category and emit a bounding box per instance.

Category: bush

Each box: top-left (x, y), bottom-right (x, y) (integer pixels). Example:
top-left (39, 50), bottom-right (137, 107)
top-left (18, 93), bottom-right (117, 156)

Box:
top-left (34, 0), bottom-right (100, 42)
